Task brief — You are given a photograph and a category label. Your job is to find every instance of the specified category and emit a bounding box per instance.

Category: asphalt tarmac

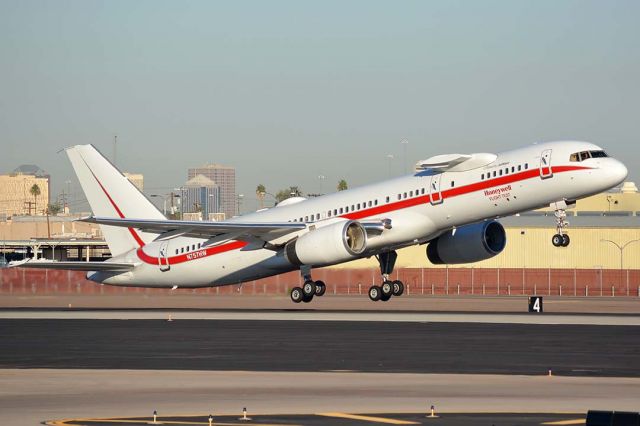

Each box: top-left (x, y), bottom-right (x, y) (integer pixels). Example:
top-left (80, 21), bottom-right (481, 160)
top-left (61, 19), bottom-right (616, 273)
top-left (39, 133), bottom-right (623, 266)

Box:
top-left (46, 411), bottom-right (590, 426)
top-left (2, 318), bottom-right (639, 376)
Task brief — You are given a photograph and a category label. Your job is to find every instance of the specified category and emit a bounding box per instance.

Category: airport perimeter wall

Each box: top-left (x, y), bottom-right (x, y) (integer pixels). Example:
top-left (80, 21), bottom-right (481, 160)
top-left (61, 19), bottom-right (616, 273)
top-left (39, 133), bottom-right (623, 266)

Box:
top-left (1, 267), bottom-right (640, 297)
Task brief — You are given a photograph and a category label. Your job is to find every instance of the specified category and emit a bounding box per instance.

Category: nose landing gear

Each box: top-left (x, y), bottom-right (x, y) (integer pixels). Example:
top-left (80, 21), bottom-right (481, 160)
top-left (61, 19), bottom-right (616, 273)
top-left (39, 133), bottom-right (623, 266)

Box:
top-left (551, 201), bottom-right (572, 247)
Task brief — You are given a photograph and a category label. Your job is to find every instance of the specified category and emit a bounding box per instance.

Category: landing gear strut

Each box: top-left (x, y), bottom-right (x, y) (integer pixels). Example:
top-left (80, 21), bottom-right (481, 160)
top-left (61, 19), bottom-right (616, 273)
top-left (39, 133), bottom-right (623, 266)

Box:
top-left (368, 250), bottom-right (404, 302)
top-left (290, 266), bottom-right (326, 304)
top-left (551, 203), bottom-right (571, 247)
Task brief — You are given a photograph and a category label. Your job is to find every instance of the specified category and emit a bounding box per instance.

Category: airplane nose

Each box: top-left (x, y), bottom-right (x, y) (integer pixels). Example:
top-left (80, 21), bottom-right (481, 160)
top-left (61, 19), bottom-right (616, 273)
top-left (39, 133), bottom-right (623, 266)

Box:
top-left (610, 159), bottom-right (628, 186)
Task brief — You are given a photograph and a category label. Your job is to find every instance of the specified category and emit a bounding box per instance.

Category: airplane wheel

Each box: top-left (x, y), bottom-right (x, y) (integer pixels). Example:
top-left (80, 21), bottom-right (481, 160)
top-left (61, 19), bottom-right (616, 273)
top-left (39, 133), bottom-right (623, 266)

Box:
top-left (552, 234), bottom-right (564, 247)
top-left (368, 286), bottom-right (381, 301)
top-left (302, 281), bottom-right (316, 298)
top-left (392, 280), bottom-right (404, 296)
top-left (290, 287), bottom-right (304, 303)
top-left (302, 293), bottom-right (314, 303)
top-left (381, 281), bottom-right (393, 298)
top-left (562, 234), bottom-right (570, 247)
top-left (380, 292), bottom-right (391, 302)
top-left (314, 281), bottom-right (326, 296)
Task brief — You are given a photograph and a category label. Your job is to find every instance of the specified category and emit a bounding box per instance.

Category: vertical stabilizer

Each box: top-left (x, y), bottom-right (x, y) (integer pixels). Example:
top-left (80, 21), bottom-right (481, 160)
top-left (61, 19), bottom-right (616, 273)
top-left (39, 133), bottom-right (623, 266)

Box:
top-left (66, 145), bottom-right (165, 256)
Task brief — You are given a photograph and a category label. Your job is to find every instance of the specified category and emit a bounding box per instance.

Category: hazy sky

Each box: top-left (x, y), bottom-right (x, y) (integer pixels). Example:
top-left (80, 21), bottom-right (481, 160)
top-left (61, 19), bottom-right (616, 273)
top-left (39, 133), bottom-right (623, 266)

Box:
top-left (1, 0), bottom-right (639, 212)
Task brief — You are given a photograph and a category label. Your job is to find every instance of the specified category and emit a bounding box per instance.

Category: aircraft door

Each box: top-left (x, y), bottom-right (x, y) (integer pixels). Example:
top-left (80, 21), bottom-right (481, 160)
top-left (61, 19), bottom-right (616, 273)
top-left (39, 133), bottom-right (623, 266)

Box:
top-left (158, 240), bottom-right (170, 272)
top-left (540, 149), bottom-right (553, 179)
top-left (429, 173), bottom-right (443, 205)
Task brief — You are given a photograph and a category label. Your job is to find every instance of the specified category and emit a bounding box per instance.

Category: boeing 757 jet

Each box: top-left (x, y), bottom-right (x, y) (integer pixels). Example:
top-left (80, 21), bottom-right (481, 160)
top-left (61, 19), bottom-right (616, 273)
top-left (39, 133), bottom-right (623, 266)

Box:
top-left (15, 141), bottom-right (627, 303)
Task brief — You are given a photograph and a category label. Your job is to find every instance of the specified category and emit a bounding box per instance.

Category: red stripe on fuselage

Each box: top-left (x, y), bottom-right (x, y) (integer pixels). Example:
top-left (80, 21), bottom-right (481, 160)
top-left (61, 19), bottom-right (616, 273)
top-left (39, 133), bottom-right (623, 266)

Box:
top-left (343, 165), bottom-right (590, 220)
top-left (137, 240), bottom-right (248, 265)
top-left (139, 164), bottom-right (592, 266)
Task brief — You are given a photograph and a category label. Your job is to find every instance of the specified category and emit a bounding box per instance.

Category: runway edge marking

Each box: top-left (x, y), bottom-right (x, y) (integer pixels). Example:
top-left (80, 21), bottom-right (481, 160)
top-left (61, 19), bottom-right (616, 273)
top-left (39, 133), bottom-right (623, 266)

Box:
top-left (317, 412), bottom-right (419, 424)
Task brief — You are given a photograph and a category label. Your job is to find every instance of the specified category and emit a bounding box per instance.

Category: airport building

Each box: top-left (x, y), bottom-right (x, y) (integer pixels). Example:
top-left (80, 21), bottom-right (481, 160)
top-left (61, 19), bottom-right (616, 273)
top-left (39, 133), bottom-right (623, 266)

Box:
top-left (0, 165), bottom-right (50, 220)
top-left (188, 163), bottom-right (236, 219)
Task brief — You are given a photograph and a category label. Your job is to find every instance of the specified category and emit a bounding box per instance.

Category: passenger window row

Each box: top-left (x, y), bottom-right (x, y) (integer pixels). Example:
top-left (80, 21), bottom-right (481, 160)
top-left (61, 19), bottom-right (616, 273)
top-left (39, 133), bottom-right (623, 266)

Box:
top-left (175, 242), bottom-right (202, 255)
top-left (480, 163), bottom-right (528, 180)
top-left (397, 187), bottom-right (426, 201)
top-left (288, 195), bottom-right (401, 223)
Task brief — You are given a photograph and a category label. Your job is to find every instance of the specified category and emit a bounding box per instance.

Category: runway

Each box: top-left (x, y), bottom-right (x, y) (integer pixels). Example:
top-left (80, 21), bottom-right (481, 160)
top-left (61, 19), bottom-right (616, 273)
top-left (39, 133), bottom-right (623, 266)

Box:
top-left (1, 317), bottom-right (639, 376)
top-left (2, 310), bottom-right (640, 425)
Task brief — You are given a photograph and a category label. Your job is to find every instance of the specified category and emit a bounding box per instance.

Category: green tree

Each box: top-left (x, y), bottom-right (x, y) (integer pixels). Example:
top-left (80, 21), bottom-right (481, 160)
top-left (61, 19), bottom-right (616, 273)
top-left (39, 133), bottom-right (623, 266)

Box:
top-left (275, 186), bottom-right (303, 202)
top-left (256, 184), bottom-right (266, 209)
top-left (48, 202), bottom-right (62, 215)
top-left (337, 179), bottom-right (348, 191)
top-left (29, 184), bottom-right (41, 215)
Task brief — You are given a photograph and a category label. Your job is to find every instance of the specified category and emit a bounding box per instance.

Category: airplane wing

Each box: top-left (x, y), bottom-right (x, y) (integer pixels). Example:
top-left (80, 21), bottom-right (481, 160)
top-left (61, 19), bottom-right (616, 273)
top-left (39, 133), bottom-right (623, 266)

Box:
top-left (9, 259), bottom-right (136, 271)
top-left (80, 216), bottom-right (307, 241)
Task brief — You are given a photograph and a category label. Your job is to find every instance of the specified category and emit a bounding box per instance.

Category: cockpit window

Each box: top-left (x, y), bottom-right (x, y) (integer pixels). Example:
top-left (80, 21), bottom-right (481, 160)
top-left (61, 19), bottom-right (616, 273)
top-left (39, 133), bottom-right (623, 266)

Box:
top-left (590, 150), bottom-right (608, 158)
top-left (570, 150), bottom-right (608, 162)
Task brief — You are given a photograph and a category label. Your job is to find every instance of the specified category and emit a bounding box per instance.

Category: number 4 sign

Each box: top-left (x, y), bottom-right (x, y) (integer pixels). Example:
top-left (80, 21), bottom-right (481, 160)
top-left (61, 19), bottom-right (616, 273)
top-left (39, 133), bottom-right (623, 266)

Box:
top-left (529, 296), bottom-right (543, 313)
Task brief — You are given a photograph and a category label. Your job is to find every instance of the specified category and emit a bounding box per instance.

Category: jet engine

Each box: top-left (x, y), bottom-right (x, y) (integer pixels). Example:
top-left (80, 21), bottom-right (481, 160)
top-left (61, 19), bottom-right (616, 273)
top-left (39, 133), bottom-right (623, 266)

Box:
top-left (285, 220), bottom-right (367, 266)
top-left (426, 220), bottom-right (506, 264)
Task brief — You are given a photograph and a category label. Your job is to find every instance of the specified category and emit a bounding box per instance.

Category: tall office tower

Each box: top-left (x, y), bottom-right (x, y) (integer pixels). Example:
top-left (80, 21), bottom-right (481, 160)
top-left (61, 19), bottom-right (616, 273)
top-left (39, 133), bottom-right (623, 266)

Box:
top-left (180, 174), bottom-right (221, 220)
top-left (188, 163), bottom-right (236, 219)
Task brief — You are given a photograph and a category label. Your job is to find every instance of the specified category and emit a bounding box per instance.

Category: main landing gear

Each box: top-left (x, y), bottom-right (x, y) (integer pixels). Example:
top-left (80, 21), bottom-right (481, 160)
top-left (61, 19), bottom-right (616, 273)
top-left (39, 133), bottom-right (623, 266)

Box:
top-left (290, 266), bottom-right (326, 303)
top-left (368, 250), bottom-right (404, 302)
top-left (551, 205), bottom-right (570, 247)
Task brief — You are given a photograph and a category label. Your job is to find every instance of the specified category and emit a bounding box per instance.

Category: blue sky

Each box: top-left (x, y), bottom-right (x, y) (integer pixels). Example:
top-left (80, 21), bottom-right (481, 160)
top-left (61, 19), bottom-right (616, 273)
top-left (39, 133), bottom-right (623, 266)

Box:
top-left (1, 0), bottom-right (638, 211)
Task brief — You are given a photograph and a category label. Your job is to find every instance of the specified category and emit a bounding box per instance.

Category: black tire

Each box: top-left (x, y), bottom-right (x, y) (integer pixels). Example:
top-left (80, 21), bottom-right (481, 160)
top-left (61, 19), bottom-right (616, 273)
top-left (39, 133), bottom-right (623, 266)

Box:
top-left (368, 286), bottom-right (381, 301)
top-left (552, 234), bottom-right (563, 247)
top-left (562, 234), bottom-right (570, 247)
top-left (302, 293), bottom-right (313, 303)
top-left (290, 287), bottom-right (304, 303)
top-left (392, 280), bottom-right (404, 296)
top-left (302, 281), bottom-right (316, 298)
top-left (314, 281), bottom-right (326, 296)
top-left (381, 280), bottom-right (393, 297)
top-left (380, 292), bottom-right (391, 302)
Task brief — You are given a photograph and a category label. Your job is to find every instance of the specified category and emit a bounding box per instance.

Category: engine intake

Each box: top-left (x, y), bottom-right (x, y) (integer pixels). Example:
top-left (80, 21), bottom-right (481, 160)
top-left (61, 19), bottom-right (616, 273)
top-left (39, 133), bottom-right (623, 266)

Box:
top-left (285, 220), bottom-right (367, 266)
top-left (426, 220), bottom-right (506, 264)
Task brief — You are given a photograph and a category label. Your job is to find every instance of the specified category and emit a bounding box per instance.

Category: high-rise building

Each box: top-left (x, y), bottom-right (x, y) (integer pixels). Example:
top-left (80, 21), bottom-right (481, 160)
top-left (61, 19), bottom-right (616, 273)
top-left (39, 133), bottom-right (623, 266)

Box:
top-left (188, 163), bottom-right (235, 219)
top-left (180, 174), bottom-right (221, 220)
top-left (0, 165), bottom-right (50, 219)
top-left (123, 172), bottom-right (144, 191)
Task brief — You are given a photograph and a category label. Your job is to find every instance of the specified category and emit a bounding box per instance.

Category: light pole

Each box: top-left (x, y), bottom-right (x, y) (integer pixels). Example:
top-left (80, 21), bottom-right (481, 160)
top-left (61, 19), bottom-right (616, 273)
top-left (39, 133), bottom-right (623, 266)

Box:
top-left (318, 175), bottom-right (326, 195)
top-left (600, 238), bottom-right (640, 296)
top-left (386, 154), bottom-right (394, 178)
top-left (236, 194), bottom-right (244, 216)
top-left (401, 139), bottom-right (409, 173)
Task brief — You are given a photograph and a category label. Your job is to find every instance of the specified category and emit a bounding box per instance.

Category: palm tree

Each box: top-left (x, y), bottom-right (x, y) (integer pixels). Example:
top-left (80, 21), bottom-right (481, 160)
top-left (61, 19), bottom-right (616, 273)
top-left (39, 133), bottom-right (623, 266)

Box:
top-left (29, 184), bottom-right (41, 215)
top-left (337, 179), bottom-right (348, 191)
top-left (256, 184), bottom-right (266, 209)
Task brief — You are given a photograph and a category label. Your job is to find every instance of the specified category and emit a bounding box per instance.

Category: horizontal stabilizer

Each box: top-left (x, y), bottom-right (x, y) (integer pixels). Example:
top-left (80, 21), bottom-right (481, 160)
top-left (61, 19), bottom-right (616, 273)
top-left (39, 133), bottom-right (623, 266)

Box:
top-left (9, 260), bottom-right (136, 271)
top-left (80, 216), bottom-right (307, 240)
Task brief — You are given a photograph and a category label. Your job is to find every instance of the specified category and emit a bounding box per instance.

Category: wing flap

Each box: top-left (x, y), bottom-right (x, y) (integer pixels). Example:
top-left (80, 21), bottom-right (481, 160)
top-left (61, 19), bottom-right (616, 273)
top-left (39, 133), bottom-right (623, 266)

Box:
top-left (80, 216), bottom-right (307, 240)
top-left (9, 260), bottom-right (136, 271)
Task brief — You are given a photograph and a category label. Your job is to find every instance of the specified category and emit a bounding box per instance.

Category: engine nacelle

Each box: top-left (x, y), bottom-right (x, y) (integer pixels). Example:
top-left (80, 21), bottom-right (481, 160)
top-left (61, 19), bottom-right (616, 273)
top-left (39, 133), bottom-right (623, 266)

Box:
top-left (285, 220), bottom-right (367, 267)
top-left (426, 220), bottom-right (506, 264)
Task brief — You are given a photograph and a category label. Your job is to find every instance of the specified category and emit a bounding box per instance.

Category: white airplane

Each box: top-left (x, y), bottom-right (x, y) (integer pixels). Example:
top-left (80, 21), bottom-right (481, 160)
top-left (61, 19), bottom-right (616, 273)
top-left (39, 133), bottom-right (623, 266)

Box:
top-left (16, 141), bottom-right (627, 303)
